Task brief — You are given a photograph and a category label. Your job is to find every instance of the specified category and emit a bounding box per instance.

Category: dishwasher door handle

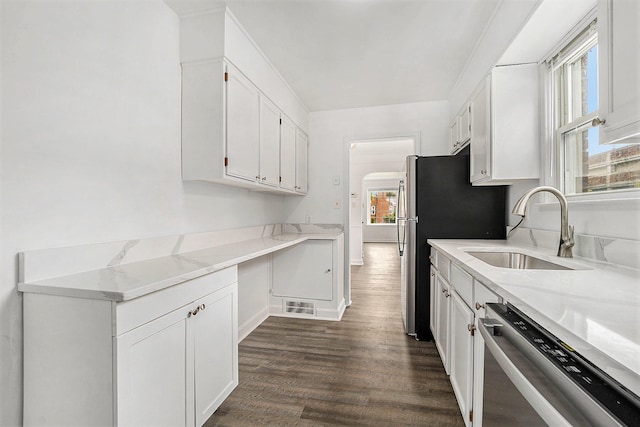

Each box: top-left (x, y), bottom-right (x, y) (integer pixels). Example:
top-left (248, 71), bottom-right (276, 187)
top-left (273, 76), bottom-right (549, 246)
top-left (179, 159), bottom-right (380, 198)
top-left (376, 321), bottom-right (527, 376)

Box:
top-left (478, 319), bottom-right (573, 427)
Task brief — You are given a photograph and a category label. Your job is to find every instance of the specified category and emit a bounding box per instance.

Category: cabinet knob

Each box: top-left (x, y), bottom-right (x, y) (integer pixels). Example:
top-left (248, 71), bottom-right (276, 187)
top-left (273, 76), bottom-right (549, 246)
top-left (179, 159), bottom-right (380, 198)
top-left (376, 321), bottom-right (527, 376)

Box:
top-left (475, 302), bottom-right (484, 310)
top-left (187, 306), bottom-right (200, 317)
top-left (325, 268), bottom-right (331, 273)
top-left (591, 117), bottom-right (606, 127)
top-left (262, 176), bottom-right (267, 181)
top-left (444, 291), bottom-right (450, 298)
top-left (256, 175), bottom-right (261, 180)
top-left (199, 303), bottom-right (206, 311)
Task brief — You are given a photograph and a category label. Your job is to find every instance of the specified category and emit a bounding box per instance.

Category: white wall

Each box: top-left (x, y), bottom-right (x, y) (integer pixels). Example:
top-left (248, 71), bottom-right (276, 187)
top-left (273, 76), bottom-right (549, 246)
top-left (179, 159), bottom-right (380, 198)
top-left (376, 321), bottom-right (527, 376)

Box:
top-left (507, 181), bottom-right (640, 241)
top-left (0, 2), bottom-right (285, 425)
top-left (448, 0), bottom-right (540, 119)
top-left (282, 101), bottom-right (449, 303)
top-left (282, 100), bottom-right (449, 226)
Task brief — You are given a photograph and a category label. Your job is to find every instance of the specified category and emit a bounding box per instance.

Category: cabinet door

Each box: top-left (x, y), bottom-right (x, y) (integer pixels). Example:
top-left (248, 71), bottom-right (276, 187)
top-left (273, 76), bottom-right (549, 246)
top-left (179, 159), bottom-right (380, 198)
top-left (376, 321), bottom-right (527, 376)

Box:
top-left (225, 64), bottom-right (260, 182)
top-left (598, 0), bottom-right (640, 144)
top-left (295, 128), bottom-right (308, 193)
top-left (272, 240), bottom-right (332, 300)
top-left (449, 119), bottom-right (459, 154)
top-left (429, 266), bottom-right (437, 337)
top-left (192, 283), bottom-right (238, 426)
top-left (259, 96), bottom-right (280, 187)
top-left (279, 116), bottom-right (297, 191)
top-left (116, 309), bottom-right (190, 427)
top-left (470, 76), bottom-right (490, 183)
top-left (449, 290), bottom-right (475, 427)
top-left (472, 282), bottom-right (500, 427)
top-left (458, 102), bottom-right (471, 144)
top-left (435, 275), bottom-right (451, 373)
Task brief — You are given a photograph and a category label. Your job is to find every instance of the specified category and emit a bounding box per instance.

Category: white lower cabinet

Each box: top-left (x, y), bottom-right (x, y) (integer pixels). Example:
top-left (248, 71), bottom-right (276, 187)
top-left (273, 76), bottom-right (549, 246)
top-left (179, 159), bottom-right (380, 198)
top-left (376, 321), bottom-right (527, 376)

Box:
top-left (430, 250), bottom-right (502, 426)
top-left (435, 274), bottom-right (451, 373)
top-left (23, 267), bottom-right (238, 427)
top-left (272, 239), bottom-right (333, 301)
top-left (270, 236), bottom-right (345, 321)
top-left (471, 281), bottom-right (500, 427)
top-left (449, 290), bottom-right (475, 427)
top-left (429, 265), bottom-right (437, 336)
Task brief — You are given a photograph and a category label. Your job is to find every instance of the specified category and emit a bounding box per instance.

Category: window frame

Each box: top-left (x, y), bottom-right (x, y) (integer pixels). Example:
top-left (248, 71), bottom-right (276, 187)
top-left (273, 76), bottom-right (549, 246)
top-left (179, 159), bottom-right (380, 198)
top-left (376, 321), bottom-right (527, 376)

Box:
top-left (366, 188), bottom-right (397, 226)
top-left (542, 10), bottom-right (640, 203)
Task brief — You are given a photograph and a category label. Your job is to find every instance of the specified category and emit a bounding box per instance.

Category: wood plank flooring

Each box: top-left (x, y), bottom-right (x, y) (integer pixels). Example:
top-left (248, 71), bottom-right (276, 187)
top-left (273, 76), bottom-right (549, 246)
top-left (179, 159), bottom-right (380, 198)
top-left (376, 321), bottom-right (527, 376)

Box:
top-left (205, 243), bottom-right (464, 426)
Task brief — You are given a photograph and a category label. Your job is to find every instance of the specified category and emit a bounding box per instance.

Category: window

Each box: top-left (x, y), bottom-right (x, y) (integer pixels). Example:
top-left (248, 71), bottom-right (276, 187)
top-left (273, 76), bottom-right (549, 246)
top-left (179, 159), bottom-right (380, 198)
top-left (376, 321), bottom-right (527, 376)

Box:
top-left (550, 19), bottom-right (640, 196)
top-left (368, 190), bottom-right (397, 224)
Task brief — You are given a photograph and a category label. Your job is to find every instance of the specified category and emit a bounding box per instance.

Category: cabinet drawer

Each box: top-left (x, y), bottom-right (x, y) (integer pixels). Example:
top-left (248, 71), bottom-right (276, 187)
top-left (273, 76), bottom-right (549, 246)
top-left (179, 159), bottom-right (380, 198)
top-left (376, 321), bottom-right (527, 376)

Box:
top-left (473, 280), bottom-right (500, 317)
top-left (436, 251), bottom-right (450, 282)
top-left (115, 266), bottom-right (238, 335)
top-left (450, 263), bottom-right (473, 308)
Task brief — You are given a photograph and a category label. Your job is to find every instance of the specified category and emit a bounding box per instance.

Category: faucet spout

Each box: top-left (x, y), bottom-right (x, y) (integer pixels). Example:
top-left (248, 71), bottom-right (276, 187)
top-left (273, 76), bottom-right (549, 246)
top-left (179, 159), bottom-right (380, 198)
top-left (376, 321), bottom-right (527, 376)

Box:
top-left (512, 186), bottom-right (574, 258)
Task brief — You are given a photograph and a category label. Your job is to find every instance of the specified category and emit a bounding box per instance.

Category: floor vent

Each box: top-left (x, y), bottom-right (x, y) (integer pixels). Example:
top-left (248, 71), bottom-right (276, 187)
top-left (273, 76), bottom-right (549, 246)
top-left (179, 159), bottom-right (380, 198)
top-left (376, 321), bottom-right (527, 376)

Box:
top-left (284, 301), bottom-right (316, 315)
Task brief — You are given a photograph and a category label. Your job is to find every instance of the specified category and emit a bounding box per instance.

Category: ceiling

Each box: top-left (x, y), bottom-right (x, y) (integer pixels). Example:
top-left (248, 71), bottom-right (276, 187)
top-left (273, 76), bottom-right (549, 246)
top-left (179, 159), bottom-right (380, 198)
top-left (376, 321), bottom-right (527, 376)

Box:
top-left (164, 0), bottom-right (502, 112)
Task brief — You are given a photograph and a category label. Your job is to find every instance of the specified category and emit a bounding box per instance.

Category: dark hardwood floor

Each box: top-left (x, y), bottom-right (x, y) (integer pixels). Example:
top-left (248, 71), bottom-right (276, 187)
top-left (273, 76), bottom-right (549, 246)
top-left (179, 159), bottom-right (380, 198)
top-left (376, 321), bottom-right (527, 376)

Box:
top-left (205, 243), bottom-right (464, 426)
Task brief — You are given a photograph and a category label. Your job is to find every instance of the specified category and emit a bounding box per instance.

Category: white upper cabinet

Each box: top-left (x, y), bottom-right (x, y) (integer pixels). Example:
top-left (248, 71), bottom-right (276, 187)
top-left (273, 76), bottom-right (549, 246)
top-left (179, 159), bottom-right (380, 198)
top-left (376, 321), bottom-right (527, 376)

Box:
top-left (225, 64), bottom-right (260, 183)
top-left (178, 7), bottom-right (309, 195)
top-left (449, 119), bottom-right (459, 154)
top-left (279, 116), bottom-right (297, 192)
top-left (258, 95), bottom-right (281, 187)
top-left (458, 102), bottom-right (471, 145)
top-left (295, 129), bottom-right (308, 194)
top-left (450, 103), bottom-right (471, 154)
top-left (470, 63), bottom-right (540, 185)
top-left (598, 0), bottom-right (640, 144)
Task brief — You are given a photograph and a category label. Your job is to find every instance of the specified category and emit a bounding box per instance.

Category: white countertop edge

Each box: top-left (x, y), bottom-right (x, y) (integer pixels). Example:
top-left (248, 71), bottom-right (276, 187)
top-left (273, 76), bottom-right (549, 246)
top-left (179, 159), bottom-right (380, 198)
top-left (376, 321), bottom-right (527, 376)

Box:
top-left (428, 238), bottom-right (640, 398)
top-left (18, 233), bottom-right (342, 302)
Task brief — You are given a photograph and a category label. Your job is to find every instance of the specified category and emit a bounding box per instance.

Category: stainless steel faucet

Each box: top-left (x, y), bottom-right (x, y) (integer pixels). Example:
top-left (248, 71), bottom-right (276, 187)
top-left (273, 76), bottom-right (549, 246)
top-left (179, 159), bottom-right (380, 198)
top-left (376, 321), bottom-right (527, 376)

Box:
top-left (512, 186), bottom-right (575, 258)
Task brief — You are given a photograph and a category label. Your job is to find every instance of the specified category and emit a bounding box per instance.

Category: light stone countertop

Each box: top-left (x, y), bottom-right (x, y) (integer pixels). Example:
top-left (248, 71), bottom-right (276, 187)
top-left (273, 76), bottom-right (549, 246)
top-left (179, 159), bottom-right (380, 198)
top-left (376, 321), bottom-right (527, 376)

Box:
top-left (18, 232), bottom-right (341, 302)
top-left (428, 238), bottom-right (640, 398)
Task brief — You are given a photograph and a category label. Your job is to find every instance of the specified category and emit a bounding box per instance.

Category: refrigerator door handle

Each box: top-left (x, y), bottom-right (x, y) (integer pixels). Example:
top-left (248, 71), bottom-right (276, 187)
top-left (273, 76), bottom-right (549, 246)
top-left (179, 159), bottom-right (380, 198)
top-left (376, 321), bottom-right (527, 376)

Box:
top-left (397, 181), bottom-right (406, 256)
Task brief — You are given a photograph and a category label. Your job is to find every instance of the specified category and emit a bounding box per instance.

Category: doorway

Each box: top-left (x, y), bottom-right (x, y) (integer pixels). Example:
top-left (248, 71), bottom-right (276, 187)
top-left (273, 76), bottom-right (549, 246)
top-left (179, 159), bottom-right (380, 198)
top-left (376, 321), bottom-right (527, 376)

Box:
top-left (347, 137), bottom-right (417, 267)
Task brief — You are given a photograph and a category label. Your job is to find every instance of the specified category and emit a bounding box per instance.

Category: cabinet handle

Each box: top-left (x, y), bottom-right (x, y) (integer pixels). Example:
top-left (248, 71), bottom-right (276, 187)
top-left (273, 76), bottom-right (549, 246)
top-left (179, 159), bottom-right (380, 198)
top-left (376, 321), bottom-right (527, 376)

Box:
top-left (591, 117), bottom-right (606, 127)
top-left (475, 302), bottom-right (484, 310)
top-left (262, 176), bottom-right (267, 181)
top-left (444, 291), bottom-right (450, 298)
top-left (199, 303), bottom-right (206, 311)
top-left (256, 175), bottom-right (261, 180)
top-left (187, 306), bottom-right (200, 317)
top-left (441, 288), bottom-right (447, 293)
top-left (429, 255), bottom-right (434, 261)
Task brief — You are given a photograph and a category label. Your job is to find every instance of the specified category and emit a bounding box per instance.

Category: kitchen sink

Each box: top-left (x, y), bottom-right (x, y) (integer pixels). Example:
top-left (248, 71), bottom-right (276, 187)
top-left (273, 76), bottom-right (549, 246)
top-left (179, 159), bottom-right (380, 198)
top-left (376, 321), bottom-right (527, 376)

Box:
top-left (467, 251), bottom-right (573, 270)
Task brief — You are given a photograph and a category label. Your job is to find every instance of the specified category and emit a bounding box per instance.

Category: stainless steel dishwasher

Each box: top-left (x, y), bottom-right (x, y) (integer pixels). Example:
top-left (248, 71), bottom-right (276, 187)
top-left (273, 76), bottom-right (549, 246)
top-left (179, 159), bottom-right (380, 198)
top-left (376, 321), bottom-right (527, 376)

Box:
top-left (478, 303), bottom-right (640, 426)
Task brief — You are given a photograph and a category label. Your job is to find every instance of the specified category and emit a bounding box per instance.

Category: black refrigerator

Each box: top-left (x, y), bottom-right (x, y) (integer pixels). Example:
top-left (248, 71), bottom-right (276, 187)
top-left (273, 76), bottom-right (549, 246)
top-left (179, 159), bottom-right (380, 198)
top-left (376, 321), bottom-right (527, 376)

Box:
top-left (397, 149), bottom-right (506, 340)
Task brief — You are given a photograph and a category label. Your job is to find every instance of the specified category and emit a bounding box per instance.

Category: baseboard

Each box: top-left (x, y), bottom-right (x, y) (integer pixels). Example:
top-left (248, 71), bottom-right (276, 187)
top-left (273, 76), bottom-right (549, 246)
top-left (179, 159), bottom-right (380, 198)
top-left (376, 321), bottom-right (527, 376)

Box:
top-left (238, 306), bottom-right (269, 342)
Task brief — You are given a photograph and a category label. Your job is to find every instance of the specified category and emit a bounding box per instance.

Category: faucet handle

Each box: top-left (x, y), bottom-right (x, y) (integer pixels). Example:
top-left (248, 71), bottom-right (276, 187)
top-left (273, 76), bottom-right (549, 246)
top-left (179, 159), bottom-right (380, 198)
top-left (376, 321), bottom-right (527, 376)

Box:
top-left (566, 225), bottom-right (575, 247)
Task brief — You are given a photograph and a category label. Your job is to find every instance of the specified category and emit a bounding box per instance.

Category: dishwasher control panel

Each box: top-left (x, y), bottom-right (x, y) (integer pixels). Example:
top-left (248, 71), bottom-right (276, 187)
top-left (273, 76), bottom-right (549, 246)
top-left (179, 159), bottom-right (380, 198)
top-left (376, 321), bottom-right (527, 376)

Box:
top-left (488, 303), bottom-right (640, 426)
